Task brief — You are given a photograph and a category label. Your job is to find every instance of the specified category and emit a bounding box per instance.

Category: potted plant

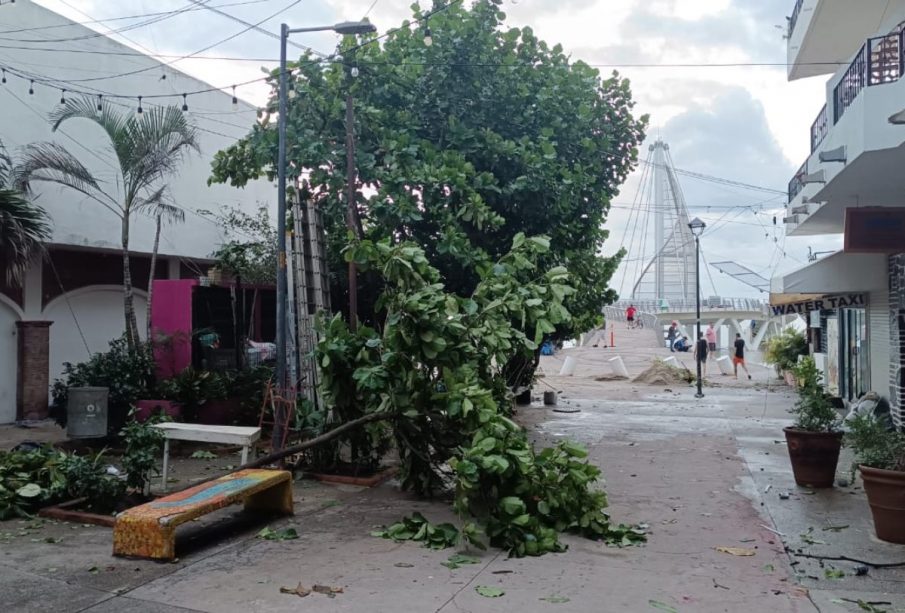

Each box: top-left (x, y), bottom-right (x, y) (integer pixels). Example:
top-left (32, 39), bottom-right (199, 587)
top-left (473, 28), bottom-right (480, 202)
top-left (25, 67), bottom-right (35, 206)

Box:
top-left (783, 356), bottom-right (843, 488)
top-left (846, 413), bottom-right (905, 543)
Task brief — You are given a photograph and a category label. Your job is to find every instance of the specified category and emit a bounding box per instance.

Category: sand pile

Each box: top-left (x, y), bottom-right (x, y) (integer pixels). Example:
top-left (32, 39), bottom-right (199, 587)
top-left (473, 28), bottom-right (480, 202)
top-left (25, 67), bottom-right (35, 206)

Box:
top-left (632, 359), bottom-right (694, 386)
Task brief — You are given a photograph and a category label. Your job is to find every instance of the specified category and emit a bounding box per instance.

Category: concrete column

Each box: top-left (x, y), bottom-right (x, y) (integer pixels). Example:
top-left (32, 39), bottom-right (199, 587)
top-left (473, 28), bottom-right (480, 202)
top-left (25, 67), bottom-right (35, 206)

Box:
top-left (16, 320), bottom-right (52, 421)
top-left (167, 257), bottom-right (180, 280)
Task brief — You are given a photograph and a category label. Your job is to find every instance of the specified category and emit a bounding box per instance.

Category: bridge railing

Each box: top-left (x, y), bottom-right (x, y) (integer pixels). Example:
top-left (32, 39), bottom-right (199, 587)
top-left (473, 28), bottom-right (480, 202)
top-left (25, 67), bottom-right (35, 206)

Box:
top-left (613, 298), bottom-right (768, 314)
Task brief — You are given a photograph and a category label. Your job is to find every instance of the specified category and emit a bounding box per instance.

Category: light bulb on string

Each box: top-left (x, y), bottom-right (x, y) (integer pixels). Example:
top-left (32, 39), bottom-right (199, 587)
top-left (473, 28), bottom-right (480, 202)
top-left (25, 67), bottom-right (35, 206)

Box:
top-left (288, 89), bottom-right (297, 99)
top-left (136, 95), bottom-right (143, 114)
top-left (181, 93), bottom-right (188, 112)
top-left (231, 85), bottom-right (238, 108)
top-left (28, 79), bottom-right (33, 95)
top-left (96, 95), bottom-right (103, 112)
top-left (1, 69), bottom-right (5, 84)
top-left (350, 66), bottom-right (359, 78)
top-left (59, 89), bottom-right (66, 105)
top-left (423, 26), bottom-right (433, 47)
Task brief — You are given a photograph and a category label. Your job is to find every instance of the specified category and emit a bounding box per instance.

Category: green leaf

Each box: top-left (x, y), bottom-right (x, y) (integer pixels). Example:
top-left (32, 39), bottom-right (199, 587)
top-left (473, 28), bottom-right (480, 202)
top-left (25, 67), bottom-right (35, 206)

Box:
top-left (16, 484), bottom-right (42, 498)
top-left (824, 568), bottom-right (845, 579)
top-left (539, 595), bottom-right (570, 604)
top-left (257, 527), bottom-right (299, 541)
top-left (648, 601), bottom-right (678, 613)
top-left (190, 450), bottom-right (217, 460)
top-left (500, 496), bottom-right (525, 516)
top-left (476, 586), bottom-right (505, 598)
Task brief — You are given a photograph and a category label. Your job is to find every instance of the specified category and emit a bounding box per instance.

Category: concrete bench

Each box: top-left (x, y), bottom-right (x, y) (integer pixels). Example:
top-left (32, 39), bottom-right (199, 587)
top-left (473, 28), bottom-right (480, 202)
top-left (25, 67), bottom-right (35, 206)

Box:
top-left (113, 468), bottom-right (293, 560)
top-left (152, 423), bottom-right (261, 492)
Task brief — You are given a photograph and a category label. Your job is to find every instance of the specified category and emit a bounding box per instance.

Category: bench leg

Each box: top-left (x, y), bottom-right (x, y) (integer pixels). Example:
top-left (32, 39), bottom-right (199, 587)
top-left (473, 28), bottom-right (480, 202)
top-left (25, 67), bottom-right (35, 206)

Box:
top-left (245, 479), bottom-right (294, 515)
top-left (113, 519), bottom-right (176, 561)
top-left (240, 445), bottom-right (249, 466)
top-left (161, 439), bottom-right (170, 493)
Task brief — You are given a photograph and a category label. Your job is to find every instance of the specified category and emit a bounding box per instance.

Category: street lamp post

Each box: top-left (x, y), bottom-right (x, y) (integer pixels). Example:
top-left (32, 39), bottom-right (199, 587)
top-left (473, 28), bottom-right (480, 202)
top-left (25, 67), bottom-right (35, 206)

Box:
top-left (274, 19), bottom-right (376, 452)
top-left (688, 217), bottom-right (706, 399)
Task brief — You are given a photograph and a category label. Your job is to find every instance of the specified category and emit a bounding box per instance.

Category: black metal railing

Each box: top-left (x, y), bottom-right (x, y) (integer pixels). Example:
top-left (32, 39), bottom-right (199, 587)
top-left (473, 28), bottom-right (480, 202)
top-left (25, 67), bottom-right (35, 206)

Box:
top-left (789, 0), bottom-right (805, 37)
top-left (810, 104), bottom-right (828, 152)
top-left (833, 43), bottom-right (868, 123)
top-left (788, 159), bottom-right (807, 203)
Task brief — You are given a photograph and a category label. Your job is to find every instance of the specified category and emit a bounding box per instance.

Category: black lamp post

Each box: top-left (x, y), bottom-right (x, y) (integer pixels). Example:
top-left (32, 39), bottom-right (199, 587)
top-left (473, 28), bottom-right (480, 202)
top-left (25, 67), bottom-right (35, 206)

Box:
top-left (274, 19), bottom-right (376, 452)
top-left (688, 217), bottom-right (706, 399)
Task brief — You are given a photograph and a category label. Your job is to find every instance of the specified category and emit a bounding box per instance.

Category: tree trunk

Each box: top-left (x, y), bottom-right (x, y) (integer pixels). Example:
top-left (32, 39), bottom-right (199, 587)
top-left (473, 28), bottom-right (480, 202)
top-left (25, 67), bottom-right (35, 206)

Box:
top-left (121, 213), bottom-right (140, 349)
top-left (146, 214), bottom-right (162, 344)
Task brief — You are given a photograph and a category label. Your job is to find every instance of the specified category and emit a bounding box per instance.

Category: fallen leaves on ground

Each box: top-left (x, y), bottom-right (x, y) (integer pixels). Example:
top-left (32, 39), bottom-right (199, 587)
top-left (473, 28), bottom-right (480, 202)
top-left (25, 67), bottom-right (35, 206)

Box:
top-left (648, 600), bottom-right (678, 612)
top-left (476, 586), bottom-right (505, 598)
top-left (715, 546), bottom-right (756, 556)
top-left (279, 583), bottom-right (311, 597)
top-left (279, 583), bottom-right (344, 598)
top-left (824, 568), bottom-right (845, 579)
top-left (442, 553), bottom-right (481, 569)
top-left (540, 595), bottom-right (570, 603)
top-left (257, 527), bottom-right (299, 541)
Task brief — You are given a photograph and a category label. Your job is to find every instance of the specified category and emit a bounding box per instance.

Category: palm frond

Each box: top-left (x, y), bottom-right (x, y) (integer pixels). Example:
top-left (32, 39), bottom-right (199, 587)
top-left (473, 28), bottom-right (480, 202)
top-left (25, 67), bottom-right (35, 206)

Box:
top-left (0, 189), bottom-right (51, 285)
top-left (0, 139), bottom-right (12, 188)
top-left (49, 97), bottom-right (131, 163)
top-left (122, 106), bottom-right (200, 197)
top-left (133, 186), bottom-right (185, 224)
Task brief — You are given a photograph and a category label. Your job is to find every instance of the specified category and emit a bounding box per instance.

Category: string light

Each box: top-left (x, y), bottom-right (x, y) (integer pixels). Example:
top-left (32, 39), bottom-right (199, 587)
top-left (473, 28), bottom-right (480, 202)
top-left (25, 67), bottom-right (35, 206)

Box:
top-left (136, 95), bottom-right (143, 114)
top-left (1, 69), bottom-right (5, 84)
top-left (423, 26), bottom-right (433, 47)
top-left (96, 94), bottom-right (102, 112)
top-left (231, 85), bottom-right (237, 108)
top-left (181, 93), bottom-right (188, 112)
top-left (59, 89), bottom-right (66, 104)
top-left (28, 79), bottom-right (33, 94)
top-left (350, 66), bottom-right (360, 78)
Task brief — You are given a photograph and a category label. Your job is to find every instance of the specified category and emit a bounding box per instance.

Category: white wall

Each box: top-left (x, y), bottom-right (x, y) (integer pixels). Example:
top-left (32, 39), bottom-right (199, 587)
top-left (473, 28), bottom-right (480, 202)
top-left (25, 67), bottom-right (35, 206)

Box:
top-left (0, 1), bottom-right (274, 261)
top-left (43, 286), bottom-right (148, 383)
top-left (0, 297), bottom-right (22, 423)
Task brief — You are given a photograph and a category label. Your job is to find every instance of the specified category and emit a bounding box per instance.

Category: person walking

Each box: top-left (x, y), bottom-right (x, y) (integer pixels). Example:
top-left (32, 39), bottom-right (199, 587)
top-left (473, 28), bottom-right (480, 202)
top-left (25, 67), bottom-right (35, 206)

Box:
top-left (705, 323), bottom-right (717, 360)
top-left (667, 321), bottom-right (678, 352)
top-left (693, 332), bottom-right (708, 379)
top-left (733, 333), bottom-right (752, 380)
top-left (626, 304), bottom-right (637, 329)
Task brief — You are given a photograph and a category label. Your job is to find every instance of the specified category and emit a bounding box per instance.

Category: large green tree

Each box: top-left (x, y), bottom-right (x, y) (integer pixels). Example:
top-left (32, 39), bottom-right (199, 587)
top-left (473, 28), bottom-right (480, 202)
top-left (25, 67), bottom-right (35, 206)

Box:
top-left (210, 0), bottom-right (646, 340)
top-left (18, 99), bottom-right (198, 350)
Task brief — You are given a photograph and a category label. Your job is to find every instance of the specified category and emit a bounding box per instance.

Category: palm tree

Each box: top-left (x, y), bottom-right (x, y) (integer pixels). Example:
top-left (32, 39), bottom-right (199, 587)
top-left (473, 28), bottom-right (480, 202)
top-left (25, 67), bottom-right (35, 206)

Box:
top-left (0, 141), bottom-right (51, 286)
top-left (17, 97), bottom-right (198, 350)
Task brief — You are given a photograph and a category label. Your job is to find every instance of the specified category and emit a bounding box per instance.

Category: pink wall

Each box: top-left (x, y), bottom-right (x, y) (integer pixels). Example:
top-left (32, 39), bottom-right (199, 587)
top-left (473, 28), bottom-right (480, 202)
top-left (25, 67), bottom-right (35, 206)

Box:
top-left (151, 279), bottom-right (196, 379)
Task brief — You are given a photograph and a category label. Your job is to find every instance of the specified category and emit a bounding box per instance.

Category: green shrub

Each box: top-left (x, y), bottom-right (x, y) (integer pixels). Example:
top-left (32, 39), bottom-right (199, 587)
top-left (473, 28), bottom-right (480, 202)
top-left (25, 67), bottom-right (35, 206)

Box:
top-left (764, 328), bottom-right (808, 374)
top-left (789, 356), bottom-right (840, 433)
top-left (846, 414), bottom-right (905, 473)
top-left (50, 337), bottom-right (154, 432)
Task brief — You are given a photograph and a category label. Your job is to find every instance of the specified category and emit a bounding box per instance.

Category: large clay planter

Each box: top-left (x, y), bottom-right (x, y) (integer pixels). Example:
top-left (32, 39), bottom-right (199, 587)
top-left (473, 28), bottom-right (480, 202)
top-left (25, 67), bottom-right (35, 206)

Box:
top-left (783, 427), bottom-right (843, 488)
top-left (860, 465), bottom-right (905, 544)
top-left (134, 400), bottom-right (182, 422)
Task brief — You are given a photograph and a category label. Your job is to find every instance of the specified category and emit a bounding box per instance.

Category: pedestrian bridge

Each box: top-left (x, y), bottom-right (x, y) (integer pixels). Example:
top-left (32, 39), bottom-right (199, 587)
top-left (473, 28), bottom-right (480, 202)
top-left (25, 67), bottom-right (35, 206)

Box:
top-left (603, 299), bottom-right (796, 351)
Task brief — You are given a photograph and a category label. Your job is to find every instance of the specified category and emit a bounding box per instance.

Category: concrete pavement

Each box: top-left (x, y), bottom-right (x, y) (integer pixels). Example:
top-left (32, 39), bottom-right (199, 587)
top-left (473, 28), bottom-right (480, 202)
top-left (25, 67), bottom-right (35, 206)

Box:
top-left (2, 325), bottom-right (905, 612)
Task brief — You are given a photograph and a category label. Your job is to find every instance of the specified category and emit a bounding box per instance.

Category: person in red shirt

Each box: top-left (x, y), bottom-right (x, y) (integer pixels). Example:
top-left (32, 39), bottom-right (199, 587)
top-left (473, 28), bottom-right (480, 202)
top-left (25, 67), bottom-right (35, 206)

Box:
top-left (626, 305), bottom-right (637, 328)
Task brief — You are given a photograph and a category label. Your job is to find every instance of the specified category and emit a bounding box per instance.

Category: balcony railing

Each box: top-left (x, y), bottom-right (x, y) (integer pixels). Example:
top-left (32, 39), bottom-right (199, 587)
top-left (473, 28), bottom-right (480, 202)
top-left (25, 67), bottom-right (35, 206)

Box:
top-left (834, 28), bottom-right (905, 123)
top-left (789, 0), bottom-right (805, 37)
top-left (810, 104), bottom-right (828, 152)
top-left (833, 43), bottom-right (868, 123)
top-left (788, 159), bottom-right (807, 203)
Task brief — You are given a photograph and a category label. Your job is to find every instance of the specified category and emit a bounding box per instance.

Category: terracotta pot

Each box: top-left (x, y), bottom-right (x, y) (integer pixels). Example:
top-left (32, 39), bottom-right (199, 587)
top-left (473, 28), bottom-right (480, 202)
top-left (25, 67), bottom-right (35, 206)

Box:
top-left (860, 465), bottom-right (905, 544)
top-left (134, 400), bottom-right (182, 422)
top-left (783, 427), bottom-right (843, 488)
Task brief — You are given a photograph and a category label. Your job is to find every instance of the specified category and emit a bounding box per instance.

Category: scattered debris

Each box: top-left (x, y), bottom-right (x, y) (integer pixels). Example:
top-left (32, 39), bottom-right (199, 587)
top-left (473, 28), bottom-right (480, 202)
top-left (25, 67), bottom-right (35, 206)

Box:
top-left (442, 554), bottom-right (481, 570)
top-left (476, 586), bottom-right (505, 598)
top-left (492, 570), bottom-right (514, 574)
top-left (760, 524), bottom-right (785, 537)
top-left (800, 528), bottom-right (826, 545)
top-left (648, 600), bottom-right (679, 612)
top-left (190, 450), bottom-right (217, 460)
top-left (594, 374), bottom-right (628, 382)
top-left (279, 583), bottom-right (311, 598)
top-left (552, 408), bottom-right (581, 414)
top-left (257, 527), bottom-right (299, 541)
top-left (394, 562), bottom-right (414, 568)
top-left (778, 492), bottom-right (790, 500)
top-left (715, 546), bottom-right (756, 557)
top-left (633, 360), bottom-right (694, 386)
top-left (821, 525), bottom-right (849, 532)
top-left (855, 565), bottom-right (869, 576)
top-left (539, 595), bottom-right (571, 603)
top-left (763, 484), bottom-right (772, 493)
top-left (312, 584), bottom-right (344, 598)
top-left (824, 568), bottom-right (845, 579)
top-left (762, 564), bottom-right (774, 573)
top-left (712, 578), bottom-right (730, 590)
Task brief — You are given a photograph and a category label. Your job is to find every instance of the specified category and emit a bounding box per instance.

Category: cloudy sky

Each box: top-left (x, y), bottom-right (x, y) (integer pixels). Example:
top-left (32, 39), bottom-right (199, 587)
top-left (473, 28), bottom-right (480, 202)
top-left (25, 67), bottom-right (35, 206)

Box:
top-left (28, 0), bottom-right (844, 298)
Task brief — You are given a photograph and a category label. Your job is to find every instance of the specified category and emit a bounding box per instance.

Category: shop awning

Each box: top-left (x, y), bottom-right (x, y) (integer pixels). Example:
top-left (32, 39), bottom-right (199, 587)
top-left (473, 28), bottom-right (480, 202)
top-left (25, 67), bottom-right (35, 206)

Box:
top-left (770, 251), bottom-right (887, 296)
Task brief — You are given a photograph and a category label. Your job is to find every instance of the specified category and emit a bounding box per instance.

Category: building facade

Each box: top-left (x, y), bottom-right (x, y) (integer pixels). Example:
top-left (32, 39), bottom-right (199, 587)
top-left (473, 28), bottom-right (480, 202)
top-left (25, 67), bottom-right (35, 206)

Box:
top-left (774, 0), bottom-right (905, 427)
top-left (0, 1), bottom-right (272, 423)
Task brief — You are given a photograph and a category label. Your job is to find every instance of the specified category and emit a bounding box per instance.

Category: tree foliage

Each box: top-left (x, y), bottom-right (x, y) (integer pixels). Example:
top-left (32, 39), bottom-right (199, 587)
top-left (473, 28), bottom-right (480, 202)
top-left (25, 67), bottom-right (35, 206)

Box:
top-left (315, 235), bottom-right (644, 556)
top-left (210, 0), bottom-right (646, 338)
top-left (0, 140), bottom-right (51, 286)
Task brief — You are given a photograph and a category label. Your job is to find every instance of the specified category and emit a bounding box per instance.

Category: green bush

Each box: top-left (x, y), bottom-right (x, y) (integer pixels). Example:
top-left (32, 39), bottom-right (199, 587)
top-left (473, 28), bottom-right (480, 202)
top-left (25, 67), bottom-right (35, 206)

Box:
top-left (764, 328), bottom-right (808, 374)
top-left (846, 414), bottom-right (905, 473)
top-left (50, 337), bottom-right (154, 432)
top-left (789, 356), bottom-right (840, 433)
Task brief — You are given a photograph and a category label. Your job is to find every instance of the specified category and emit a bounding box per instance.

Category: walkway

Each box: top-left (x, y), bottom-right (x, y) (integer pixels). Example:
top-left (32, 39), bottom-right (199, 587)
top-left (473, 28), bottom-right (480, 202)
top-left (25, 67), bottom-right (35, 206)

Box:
top-left (2, 327), bottom-right (904, 612)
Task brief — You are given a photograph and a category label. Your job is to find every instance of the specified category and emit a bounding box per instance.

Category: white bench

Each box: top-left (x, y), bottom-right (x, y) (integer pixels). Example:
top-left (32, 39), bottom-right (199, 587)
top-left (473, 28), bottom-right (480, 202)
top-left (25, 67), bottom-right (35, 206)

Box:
top-left (151, 423), bottom-right (262, 491)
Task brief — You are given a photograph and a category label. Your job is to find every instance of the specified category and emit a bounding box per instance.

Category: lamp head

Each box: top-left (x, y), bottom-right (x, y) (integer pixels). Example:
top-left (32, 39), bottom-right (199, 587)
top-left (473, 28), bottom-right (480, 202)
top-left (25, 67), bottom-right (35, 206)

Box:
top-left (332, 20), bottom-right (376, 35)
top-left (688, 217), bottom-right (706, 237)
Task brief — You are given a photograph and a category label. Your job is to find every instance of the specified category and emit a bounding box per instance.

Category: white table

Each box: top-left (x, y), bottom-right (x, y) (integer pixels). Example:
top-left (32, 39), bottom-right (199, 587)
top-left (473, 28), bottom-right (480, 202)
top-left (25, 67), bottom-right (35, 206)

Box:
top-left (151, 423), bottom-right (262, 491)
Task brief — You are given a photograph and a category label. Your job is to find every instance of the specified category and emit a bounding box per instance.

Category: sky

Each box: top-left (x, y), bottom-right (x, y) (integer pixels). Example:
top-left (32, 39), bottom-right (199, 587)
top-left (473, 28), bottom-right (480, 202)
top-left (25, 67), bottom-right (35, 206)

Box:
top-left (27, 0), bottom-right (845, 298)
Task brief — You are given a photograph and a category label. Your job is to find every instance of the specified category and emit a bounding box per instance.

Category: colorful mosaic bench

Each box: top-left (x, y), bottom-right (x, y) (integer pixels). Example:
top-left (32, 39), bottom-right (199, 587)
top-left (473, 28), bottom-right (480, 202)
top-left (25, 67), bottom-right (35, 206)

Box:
top-left (113, 469), bottom-right (293, 560)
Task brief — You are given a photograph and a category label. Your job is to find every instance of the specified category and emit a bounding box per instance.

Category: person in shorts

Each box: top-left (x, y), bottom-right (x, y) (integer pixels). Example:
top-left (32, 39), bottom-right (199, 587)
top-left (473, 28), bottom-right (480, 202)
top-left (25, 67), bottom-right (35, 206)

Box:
top-left (705, 322), bottom-right (717, 359)
top-left (626, 304), bottom-right (636, 328)
top-left (733, 333), bottom-right (752, 380)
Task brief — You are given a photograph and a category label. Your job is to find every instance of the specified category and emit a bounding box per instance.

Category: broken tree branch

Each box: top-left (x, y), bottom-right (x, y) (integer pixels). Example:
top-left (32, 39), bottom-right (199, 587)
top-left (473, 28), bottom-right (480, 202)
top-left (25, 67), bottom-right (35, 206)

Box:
top-left (791, 552), bottom-right (905, 568)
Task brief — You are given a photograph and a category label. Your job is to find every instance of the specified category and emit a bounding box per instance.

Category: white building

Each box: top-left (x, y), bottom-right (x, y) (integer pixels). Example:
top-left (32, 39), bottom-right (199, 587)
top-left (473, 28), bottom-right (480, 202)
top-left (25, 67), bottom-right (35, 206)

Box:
top-left (771, 0), bottom-right (905, 426)
top-left (0, 1), bottom-right (272, 423)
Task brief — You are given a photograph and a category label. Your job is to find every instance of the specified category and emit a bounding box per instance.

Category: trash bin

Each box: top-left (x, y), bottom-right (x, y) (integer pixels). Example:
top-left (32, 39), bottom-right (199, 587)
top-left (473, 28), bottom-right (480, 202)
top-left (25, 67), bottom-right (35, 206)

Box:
top-left (67, 387), bottom-right (109, 438)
